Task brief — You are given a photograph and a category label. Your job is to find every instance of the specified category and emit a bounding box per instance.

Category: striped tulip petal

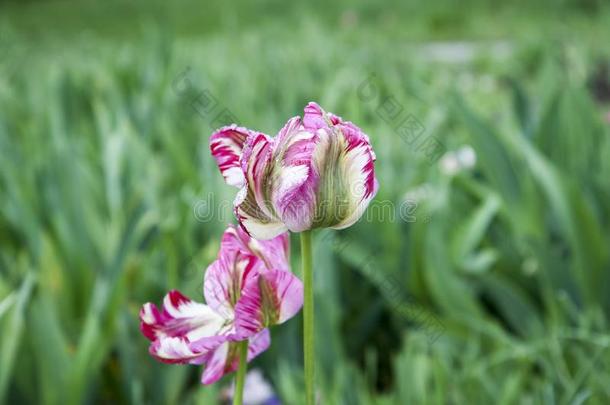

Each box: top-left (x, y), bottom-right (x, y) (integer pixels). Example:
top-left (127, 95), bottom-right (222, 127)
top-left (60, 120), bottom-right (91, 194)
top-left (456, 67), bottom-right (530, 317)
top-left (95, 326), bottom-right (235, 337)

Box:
top-left (235, 133), bottom-right (288, 239)
top-left (140, 290), bottom-right (227, 341)
top-left (303, 101), bottom-right (342, 130)
top-left (234, 269), bottom-right (304, 337)
top-left (312, 115), bottom-right (378, 229)
top-left (204, 251), bottom-right (262, 320)
top-left (149, 335), bottom-right (228, 364)
top-left (140, 290), bottom-right (229, 363)
top-left (271, 117), bottom-right (319, 232)
top-left (218, 225), bottom-right (290, 272)
top-left (210, 125), bottom-right (252, 188)
top-left (204, 226), bottom-right (292, 320)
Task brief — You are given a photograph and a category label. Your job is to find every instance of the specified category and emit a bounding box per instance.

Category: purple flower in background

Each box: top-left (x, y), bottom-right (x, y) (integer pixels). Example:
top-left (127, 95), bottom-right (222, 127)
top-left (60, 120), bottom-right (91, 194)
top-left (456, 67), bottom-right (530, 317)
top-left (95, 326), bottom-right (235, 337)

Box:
top-left (210, 102), bottom-right (378, 240)
top-left (140, 226), bottom-right (303, 384)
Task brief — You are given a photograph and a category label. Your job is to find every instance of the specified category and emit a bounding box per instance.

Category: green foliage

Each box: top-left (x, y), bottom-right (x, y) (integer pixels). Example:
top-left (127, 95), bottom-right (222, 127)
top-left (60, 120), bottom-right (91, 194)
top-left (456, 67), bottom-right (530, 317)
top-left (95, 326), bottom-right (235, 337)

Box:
top-left (1, 1), bottom-right (610, 403)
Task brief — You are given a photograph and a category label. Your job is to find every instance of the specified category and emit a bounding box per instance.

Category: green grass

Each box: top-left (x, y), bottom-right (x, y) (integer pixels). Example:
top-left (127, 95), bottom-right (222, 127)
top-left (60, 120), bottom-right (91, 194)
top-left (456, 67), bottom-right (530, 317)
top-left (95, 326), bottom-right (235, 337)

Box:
top-left (1, 1), bottom-right (610, 404)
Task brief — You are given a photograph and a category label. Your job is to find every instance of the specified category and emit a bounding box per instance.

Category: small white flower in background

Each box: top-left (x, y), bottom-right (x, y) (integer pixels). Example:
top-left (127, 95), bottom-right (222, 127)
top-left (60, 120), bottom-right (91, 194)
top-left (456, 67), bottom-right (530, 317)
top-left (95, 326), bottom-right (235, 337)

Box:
top-left (439, 145), bottom-right (476, 176)
top-left (221, 369), bottom-right (280, 405)
top-left (605, 110), bottom-right (610, 124)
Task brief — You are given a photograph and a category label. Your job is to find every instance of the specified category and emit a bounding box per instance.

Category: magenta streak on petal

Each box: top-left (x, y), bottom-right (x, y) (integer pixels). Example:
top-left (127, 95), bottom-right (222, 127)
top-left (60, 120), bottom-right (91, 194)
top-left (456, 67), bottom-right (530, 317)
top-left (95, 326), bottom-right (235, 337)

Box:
top-left (140, 290), bottom-right (226, 350)
top-left (233, 269), bottom-right (304, 337)
top-left (140, 290), bottom-right (230, 366)
top-left (203, 225), bottom-right (291, 322)
top-left (209, 125), bottom-right (252, 187)
top-left (232, 280), bottom-right (264, 337)
top-left (302, 102), bottom-right (376, 200)
top-left (168, 290), bottom-right (189, 307)
top-left (234, 205), bottom-right (251, 235)
top-left (241, 133), bottom-right (275, 218)
top-left (204, 250), bottom-right (262, 318)
top-left (262, 270), bottom-right (304, 322)
top-left (338, 121), bottom-right (377, 199)
top-left (271, 117), bottom-right (319, 231)
top-left (141, 290), bottom-right (198, 341)
top-left (140, 303), bottom-right (163, 341)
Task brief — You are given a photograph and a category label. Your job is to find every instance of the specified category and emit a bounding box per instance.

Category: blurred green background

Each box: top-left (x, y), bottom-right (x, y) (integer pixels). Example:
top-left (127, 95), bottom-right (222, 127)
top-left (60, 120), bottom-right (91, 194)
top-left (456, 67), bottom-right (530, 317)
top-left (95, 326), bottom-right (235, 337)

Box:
top-left (1, 0), bottom-right (610, 403)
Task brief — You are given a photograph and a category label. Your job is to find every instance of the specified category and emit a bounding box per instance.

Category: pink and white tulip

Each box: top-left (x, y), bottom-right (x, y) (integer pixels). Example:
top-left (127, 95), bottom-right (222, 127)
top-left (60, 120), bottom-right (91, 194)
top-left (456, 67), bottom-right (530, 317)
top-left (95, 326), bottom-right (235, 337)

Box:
top-left (140, 226), bottom-right (302, 384)
top-left (210, 102), bottom-right (378, 240)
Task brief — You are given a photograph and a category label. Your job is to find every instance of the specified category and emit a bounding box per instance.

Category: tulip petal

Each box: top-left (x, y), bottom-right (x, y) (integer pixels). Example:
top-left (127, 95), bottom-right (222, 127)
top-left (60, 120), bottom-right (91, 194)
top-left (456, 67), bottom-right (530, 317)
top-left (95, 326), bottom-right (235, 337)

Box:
top-left (236, 133), bottom-right (287, 239)
top-left (218, 225), bottom-right (290, 272)
top-left (272, 117), bottom-right (319, 232)
top-left (243, 229), bottom-right (290, 272)
top-left (204, 250), bottom-right (262, 319)
top-left (203, 226), bottom-right (292, 323)
top-left (149, 334), bottom-right (227, 365)
top-left (210, 125), bottom-right (252, 188)
top-left (140, 290), bottom-right (227, 341)
top-left (309, 118), bottom-right (377, 228)
top-left (303, 101), bottom-right (341, 131)
top-left (200, 329), bottom-right (271, 385)
top-left (235, 193), bottom-right (288, 240)
top-left (329, 122), bottom-right (378, 229)
top-left (234, 270), bottom-right (304, 336)
top-left (140, 290), bottom-right (230, 364)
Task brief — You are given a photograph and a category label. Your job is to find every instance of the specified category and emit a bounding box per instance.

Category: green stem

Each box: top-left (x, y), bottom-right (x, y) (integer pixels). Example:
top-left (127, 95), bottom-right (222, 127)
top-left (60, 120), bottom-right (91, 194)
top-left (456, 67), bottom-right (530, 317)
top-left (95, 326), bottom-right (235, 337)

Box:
top-left (301, 230), bottom-right (314, 405)
top-left (233, 340), bottom-right (249, 405)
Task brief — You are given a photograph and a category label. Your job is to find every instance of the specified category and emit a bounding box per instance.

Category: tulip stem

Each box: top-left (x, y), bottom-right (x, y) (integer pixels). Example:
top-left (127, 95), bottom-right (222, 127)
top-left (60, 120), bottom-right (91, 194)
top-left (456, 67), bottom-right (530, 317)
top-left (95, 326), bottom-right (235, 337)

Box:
top-left (301, 230), bottom-right (314, 405)
top-left (233, 340), bottom-right (248, 405)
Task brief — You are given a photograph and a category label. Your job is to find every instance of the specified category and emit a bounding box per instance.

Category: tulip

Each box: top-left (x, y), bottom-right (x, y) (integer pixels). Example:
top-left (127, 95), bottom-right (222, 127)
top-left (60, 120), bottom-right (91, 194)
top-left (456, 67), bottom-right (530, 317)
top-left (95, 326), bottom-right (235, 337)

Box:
top-left (140, 226), bottom-right (302, 393)
top-left (210, 103), bottom-right (377, 405)
top-left (210, 102), bottom-right (378, 240)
